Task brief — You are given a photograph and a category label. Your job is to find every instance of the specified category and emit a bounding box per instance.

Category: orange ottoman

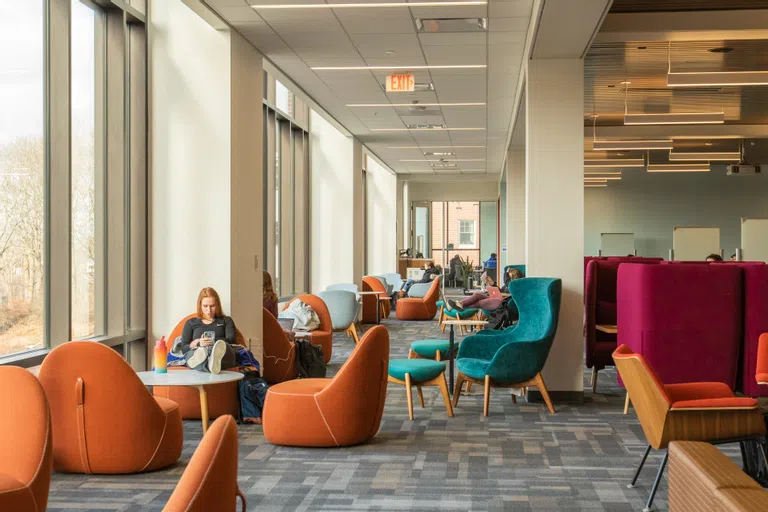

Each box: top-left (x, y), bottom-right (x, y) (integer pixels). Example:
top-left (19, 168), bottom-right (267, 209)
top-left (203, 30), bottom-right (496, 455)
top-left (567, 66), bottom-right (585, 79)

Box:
top-left (263, 325), bottom-right (390, 447)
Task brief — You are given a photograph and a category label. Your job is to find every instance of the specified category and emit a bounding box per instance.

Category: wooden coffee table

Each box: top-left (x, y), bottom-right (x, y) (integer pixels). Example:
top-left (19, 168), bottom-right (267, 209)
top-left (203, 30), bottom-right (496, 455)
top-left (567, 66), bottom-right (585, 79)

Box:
top-left (137, 370), bottom-right (244, 434)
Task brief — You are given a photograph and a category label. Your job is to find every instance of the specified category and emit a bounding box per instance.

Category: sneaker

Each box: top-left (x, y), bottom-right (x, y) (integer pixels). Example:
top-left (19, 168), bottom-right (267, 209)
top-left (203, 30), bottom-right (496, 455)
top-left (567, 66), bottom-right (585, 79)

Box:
top-left (448, 298), bottom-right (464, 311)
top-left (441, 292), bottom-right (453, 311)
top-left (186, 347), bottom-right (207, 369)
top-left (208, 340), bottom-right (227, 374)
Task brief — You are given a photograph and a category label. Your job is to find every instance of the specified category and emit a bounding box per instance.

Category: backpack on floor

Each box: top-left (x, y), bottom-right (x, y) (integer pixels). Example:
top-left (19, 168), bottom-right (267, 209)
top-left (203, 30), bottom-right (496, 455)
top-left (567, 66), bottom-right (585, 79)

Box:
top-left (489, 297), bottom-right (519, 330)
top-left (295, 339), bottom-right (326, 378)
top-left (237, 370), bottom-right (268, 424)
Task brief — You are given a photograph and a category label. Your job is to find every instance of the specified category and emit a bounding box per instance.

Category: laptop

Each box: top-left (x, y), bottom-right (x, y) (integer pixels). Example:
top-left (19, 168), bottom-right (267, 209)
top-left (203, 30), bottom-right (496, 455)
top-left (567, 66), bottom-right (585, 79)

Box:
top-left (277, 317), bottom-right (295, 331)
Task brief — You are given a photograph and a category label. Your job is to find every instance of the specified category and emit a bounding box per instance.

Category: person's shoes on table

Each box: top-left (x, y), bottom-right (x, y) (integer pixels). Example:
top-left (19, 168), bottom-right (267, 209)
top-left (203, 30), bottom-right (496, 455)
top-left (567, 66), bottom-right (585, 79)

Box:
top-left (187, 347), bottom-right (207, 369)
top-left (208, 339), bottom-right (227, 374)
top-left (448, 299), bottom-right (463, 311)
top-left (441, 292), bottom-right (452, 310)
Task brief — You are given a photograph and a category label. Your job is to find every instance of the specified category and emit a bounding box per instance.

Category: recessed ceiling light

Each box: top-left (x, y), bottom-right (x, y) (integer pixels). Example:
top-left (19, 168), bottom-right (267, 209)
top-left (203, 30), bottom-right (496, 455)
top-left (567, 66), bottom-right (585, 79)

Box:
top-left (347, 102), bottom-right (486, 107)
top-left (385, 50), bottom-right (396, 55)
top-left (647, 163), bottom-right (711, 173)
top-left (585, 176), bottom-right (621, 181)
top-left (705, 142), bottom-right (714, 146)
top-left (251, 2), bottom-right (488, 9)
top-left (593, 139), bottom-right (673, 151)
top-left (312, 64), bottom-right (486, 71)
top-left (668, 151), bottom-right (741, 161)
top-left (624, 112), bottom-right (725, 125)
top-left (619, 81), bottom-right (631, 85)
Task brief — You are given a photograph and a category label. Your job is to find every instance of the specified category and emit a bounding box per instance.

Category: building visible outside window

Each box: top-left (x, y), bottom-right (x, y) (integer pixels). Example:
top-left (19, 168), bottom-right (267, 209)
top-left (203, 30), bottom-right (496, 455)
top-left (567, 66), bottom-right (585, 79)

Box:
top-left (71, 0), bottom-right (101, 339)
top-left (276, 80), bottom-right (294, 117)
top-left (0, 2), bottom-right (45, 356)
top-left (459, 219), bottom-right (476, 247)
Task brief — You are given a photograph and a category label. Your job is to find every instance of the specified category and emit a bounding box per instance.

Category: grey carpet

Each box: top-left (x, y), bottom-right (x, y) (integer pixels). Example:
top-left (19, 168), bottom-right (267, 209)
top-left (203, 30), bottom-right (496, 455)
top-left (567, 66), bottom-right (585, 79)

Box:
top-left (47, 315), bottom-right (746, 511)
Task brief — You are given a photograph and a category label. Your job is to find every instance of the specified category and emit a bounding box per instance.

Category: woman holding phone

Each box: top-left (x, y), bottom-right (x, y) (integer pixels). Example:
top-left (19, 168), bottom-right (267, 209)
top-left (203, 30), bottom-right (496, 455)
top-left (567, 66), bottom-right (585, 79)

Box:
top-left (181, 287), bottom-right (238, 374)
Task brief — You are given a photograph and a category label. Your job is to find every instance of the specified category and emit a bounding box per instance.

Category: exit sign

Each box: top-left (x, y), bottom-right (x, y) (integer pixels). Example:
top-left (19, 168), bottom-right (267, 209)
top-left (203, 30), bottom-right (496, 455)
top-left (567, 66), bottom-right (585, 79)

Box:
top-left (386, 73), bottom-right (415, 92)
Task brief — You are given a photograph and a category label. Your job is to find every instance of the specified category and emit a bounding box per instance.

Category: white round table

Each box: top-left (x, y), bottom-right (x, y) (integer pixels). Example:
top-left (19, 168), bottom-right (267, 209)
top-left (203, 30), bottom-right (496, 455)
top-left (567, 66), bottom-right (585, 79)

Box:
top-left (137, 370), bottom-right (244, 434)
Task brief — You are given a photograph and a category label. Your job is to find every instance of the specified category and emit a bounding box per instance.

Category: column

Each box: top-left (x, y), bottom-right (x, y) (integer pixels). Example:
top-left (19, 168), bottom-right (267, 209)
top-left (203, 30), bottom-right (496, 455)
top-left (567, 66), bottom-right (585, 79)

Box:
top-left (526, 58), bottom-right (584, 397)
top-left (507, 146), bottom-right (526, 265)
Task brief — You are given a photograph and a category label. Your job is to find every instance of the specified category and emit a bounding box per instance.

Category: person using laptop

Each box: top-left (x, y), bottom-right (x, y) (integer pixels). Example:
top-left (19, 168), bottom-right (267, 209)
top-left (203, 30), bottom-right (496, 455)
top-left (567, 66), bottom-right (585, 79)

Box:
top-left (181, 287), bottom-right (239, 374)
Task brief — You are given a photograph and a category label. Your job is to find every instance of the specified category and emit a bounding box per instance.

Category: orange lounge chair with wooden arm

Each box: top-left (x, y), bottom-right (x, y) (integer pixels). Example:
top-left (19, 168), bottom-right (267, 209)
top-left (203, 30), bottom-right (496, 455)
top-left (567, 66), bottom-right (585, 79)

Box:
top-left (361, 276), bottom-right (390, 322)
top-left (262, 325), bottom-right (389, 447)
top-left (613, 344), bottom-right (767, 512)
top-left (263, 307), bottom-right (298, 384)
top-left (153, 313), bottom-right (247, 419)
top-left (0, 366), bottom-right (53, 512)
top-left (38, 341), bottom-right (183, 474)
top-left (285, 294), bottom-right (333, 363)
top-left (757, 332), bottom-right (768, 386)
top-left (163, 415), bottom-right (245, 512)
top-left (396, 277), bottom-right (440, 321)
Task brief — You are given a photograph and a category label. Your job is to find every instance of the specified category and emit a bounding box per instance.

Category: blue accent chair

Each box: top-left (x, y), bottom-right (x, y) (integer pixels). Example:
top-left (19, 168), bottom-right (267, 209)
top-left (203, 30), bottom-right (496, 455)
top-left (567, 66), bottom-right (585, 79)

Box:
top-left (452, 277), bottom-right (562, 416)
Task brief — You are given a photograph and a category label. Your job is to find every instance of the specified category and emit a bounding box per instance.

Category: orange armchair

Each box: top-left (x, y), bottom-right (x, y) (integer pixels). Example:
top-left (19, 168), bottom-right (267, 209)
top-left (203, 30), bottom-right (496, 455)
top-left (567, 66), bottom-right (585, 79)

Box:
top-left (263, 307), bottom-right (298, 384)
top-left (0, 366), bottom-right (53, 512)
top-left (153, 314), bottom-right (247, 419)
top-left (286, 294), bottom-right (333, 363)
top-left (263, 325), bottom-right (389, 447)
top-left (396, 277), bottom-right (440, 320)
top-left (163, 415), bottom-right (245, 512)
top-left (613, 344), bottom-right (767, 511)
top-left (38, 341), bottom-right (183, 474)
top-left (757, 332), bottom-right (768, 385)
top-left (361, 276), bottom-right (390, 323)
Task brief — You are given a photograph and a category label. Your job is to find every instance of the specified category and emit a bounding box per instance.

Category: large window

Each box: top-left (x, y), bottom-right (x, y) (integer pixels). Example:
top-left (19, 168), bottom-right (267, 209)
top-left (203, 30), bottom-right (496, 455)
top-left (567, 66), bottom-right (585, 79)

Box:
top-left (459, 220), bottom-right (476, 247)
top-left (0, 2), bottom-right (45, 356)
top-left (71, 0), bottom-right (104, 339)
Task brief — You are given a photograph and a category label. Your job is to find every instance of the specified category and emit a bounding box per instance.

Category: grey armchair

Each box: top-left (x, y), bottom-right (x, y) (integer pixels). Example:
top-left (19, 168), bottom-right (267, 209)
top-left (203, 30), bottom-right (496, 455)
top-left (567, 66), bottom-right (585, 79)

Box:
top-left (408, 275), bottom-right (443, 298)
top-left (317, 290), bottom-right (361, 344)
top-left (325, 283), bottom-right (360, 301)
top-left (379, 273), bottom-right (404, 293)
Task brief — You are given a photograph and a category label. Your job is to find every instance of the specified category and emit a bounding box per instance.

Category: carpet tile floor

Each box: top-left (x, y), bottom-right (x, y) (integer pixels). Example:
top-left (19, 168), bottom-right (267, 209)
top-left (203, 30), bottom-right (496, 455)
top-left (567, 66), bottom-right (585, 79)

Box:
top-left (46, 315), bottom-right (747, 511)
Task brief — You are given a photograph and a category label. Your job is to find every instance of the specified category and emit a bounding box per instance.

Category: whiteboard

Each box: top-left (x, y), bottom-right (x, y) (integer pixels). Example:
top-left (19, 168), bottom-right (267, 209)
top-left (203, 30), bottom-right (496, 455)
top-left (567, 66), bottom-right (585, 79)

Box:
top-left (673, 227), bottom-right (720, 261)
top-left (741, 218), bottom-right (768, 262)
top-left (600, 233), bottom-right (635, 257)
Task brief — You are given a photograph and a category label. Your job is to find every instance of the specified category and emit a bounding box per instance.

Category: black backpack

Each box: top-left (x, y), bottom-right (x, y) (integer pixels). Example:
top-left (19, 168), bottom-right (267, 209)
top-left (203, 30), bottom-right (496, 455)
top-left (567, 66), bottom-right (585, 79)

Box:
top-left (489, 297), bottom-right (519, 330)
top-left (295, 339), bottom-right (327, 378)
top-left (237, 370), bottom-right (268, 423)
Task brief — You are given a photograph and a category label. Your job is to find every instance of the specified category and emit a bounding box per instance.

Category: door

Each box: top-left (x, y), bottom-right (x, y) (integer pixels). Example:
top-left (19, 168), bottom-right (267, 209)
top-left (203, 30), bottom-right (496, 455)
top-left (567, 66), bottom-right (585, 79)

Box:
top-left (411, 202), bottom-right (431, 258)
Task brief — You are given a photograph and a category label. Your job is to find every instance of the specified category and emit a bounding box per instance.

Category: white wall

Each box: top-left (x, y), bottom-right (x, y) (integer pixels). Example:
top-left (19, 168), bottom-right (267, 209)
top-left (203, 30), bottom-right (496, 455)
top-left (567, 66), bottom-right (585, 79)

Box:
top-left (585, 168), bottom-right (768, 258)
top-left (149, 0), bottom-right (231, 337)
top-left (366, 156), bottom-right (397, 274)
top-left (310, 110), bottom-right (354, 292)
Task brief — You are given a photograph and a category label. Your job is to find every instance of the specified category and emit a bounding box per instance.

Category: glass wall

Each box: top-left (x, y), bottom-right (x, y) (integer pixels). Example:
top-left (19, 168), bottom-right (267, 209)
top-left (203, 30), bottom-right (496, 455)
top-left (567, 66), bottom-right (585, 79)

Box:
top-left (0, 1), bottom-right (45, 356)
top-left (0, 1), bottom-right (148, 364)
top-left (429, 201), bottom-right (483, 267)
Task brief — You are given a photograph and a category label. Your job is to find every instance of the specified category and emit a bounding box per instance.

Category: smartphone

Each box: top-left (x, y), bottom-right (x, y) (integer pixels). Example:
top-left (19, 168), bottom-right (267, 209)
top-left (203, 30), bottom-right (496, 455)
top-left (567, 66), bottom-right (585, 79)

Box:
top-left (201, 331), bottom-right (215, 343)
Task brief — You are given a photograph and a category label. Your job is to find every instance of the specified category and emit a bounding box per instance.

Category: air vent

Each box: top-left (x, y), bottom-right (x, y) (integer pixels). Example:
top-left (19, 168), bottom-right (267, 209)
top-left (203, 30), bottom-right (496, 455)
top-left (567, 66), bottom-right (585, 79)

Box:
top-left (415, 18), bottom-right (488, 33)
top-left (432, 162), bottom-right (459, 169)
top-left (406, 123), bottom-right (447, 129)
top-left (425, 151), bottom-right (455, 157)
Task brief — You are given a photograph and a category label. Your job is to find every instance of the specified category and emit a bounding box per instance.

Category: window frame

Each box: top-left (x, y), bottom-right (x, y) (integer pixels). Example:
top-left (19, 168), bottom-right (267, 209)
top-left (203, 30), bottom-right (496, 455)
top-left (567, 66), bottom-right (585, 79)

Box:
top-left (458, 219), bottom-right (476, 248)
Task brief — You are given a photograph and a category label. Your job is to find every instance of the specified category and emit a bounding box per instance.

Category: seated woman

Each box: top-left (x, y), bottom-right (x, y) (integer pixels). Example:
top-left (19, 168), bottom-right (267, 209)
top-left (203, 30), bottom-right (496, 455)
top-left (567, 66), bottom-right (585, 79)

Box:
top-left (263, 270), bottom-right (279, 318)
top-left (500, 267), bottom-right (523, 293)
top-left (182, 287), bottom-right (238, 374)
top-left (447, 283), bottom-right (502, 312)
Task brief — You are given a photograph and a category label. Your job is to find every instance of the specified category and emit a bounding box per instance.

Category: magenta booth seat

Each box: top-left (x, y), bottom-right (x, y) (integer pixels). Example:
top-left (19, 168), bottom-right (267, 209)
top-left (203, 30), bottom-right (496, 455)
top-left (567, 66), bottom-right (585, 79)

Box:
top-left (739, 264), bottom-right (768, 397)
top-left (616, 263), bottom-right (742, 389)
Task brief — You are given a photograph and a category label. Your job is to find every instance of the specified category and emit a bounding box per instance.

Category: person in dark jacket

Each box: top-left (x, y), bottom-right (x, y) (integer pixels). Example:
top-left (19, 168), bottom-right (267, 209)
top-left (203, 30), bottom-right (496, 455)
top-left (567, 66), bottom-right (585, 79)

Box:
top-left (182, 287), bottom-right (238, 374)
top-left (399, 261), bottom-right (441, 297)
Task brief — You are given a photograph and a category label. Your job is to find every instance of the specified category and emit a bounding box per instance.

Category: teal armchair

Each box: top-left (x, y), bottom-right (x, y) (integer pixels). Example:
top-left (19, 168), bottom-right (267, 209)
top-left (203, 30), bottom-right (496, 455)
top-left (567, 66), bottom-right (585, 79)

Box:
top-left (452, 277), bottom-right (562, 416)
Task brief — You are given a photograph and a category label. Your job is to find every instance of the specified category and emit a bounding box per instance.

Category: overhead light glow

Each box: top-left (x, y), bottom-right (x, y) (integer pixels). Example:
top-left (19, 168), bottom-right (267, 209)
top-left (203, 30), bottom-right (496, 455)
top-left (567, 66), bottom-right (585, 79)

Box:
top-left (400, 159), bottom-right (485, 162)
top-left (388, 145), bottom-right (485, 149)
top-left (592, 139), bottom-right (673, 151)
top-left (585, 184), bottom-right (608, 188)
top-left (251, 2), bottom-right (488, 9)
top-left (624, 112), bottom-right (725, 125)
top-left (372, 127), bottom-right (486, 131)
top-left (584, 159), bottom-right (645, 168)
top-left (585, 176), bottom-right (621, 181)
top-left (647, 164), bottom-right (711, 173)
top-left (347, 102), bottom-right (486, 107)
top-left (312, 64), bottom-right (486, 71)
top-left (668, 70), bottom-right (768, 87)
top-left (668, 151), bottom-right (741, 161)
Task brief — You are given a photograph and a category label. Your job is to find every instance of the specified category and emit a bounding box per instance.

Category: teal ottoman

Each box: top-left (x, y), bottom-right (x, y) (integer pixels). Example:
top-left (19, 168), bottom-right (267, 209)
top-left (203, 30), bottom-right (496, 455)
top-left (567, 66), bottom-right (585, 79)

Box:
top-left (409, 339), bottom-right (453, 361)
top-left (388, 359), bottom-right (453, 420)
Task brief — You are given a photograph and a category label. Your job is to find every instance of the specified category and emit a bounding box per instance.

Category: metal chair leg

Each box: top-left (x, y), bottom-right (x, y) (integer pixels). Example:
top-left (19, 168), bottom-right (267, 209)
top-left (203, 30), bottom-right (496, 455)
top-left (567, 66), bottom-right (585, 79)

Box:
top-left (643, 451), bottom-right (668, 512)
top-left (628, 445), bottom-right (652, 488)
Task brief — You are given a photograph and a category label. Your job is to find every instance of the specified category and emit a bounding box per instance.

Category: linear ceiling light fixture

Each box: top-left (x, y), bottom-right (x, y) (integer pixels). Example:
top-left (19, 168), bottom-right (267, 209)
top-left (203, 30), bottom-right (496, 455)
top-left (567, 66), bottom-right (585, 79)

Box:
top-left (624, 112), bottom-right (725, 125)
top-left (399, 159), bottom-right (485, 162)
top-left (668, 151), bottom-right (742, 161)
top-left (347, 102), bottom-right (486, 107)
top-left (584, 171), bottom-right (622, 176)
top-left (668, 71), bottom-right (768, 87)
top-left (585, 184), bottom-right (608, 188)
top-left (251, 2), bottom-right (488, 9)
top-left (593, 139), bottom-right (674, 151)
top-left (585, 176), bottom-right (621, 181)
top-left (311, 64), bottom-right (486, 71)
top-left (388, 145), bottom-right (485, 149)
top-left (647, 163), bottom-right (711, 173)
top-left (584, 159), bottom-right (645, 168)
top-left (372, 127), bottom-right (486, 131)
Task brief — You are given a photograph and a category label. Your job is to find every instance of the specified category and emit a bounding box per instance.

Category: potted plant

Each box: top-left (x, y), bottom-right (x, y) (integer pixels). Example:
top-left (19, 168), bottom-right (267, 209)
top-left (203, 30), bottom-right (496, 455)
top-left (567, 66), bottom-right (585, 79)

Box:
top-left (459, 256), bottom-right (475, 291)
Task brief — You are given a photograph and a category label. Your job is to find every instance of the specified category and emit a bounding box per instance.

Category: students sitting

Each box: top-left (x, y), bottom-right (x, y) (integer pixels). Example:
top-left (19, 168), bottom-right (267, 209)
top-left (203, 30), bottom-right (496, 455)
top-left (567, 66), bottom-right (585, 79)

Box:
top-left (500, 267), bottom-right (523, 293)
top-left (448, 285), bottom-right (503, 312)
top-left (182, 287), bottom-right (238, 374)
top-left (399, 261), bottom-right (441, 297)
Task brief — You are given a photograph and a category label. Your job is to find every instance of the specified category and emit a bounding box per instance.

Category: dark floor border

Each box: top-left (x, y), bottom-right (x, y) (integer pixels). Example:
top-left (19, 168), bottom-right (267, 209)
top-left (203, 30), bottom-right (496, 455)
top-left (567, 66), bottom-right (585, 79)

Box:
top-left (527, 390), bottom-right (585, 404)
